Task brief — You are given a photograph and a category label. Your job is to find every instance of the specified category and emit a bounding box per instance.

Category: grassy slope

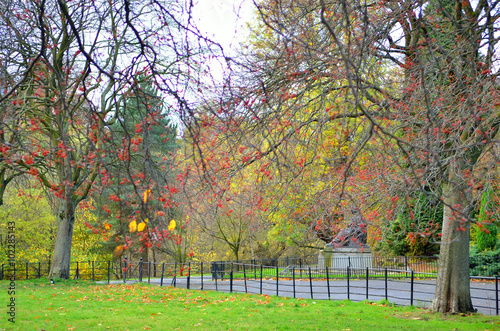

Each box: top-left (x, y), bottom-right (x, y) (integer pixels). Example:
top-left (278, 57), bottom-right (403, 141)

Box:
top-left (0, 278), bottom-right (498, 330)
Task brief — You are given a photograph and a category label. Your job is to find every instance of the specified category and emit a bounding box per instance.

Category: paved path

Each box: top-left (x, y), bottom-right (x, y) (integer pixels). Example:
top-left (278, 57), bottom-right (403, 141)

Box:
top-left (105, 276), bottom-right (499, 315)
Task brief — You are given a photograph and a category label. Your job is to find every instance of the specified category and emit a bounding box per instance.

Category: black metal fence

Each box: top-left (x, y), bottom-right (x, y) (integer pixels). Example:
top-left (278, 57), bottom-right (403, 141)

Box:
top-left (1, 256), bottom-right (499, 315)
top-left (217, 256), bottom-right (440, 276)
top-left (2, 254), bottom-right (500, 281)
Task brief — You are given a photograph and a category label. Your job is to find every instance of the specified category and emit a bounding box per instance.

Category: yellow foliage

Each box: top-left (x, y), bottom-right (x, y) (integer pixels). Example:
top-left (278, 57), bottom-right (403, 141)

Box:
top-left (168, 219), bottom-right (176, 231)
top-left (129, 220), bottom-right (137, 233)
top-left (143, 189), bottom-right (151, 203)
top-left (138, 222), bottom-right (147, 232)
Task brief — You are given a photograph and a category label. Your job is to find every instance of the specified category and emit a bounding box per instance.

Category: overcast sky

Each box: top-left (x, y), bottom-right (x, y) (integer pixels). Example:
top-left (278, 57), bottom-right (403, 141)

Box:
top-left (193, 0), bottom-right (254, 51)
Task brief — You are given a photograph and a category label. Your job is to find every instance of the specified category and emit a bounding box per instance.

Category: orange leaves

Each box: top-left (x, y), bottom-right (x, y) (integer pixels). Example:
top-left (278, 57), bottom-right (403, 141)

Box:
top-left (113, 245), bottom-right (125, 258)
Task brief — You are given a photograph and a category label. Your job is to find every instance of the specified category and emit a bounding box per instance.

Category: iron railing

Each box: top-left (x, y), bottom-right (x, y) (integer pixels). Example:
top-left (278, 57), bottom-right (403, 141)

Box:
top-left (1, 257), bottom-right (499, 315)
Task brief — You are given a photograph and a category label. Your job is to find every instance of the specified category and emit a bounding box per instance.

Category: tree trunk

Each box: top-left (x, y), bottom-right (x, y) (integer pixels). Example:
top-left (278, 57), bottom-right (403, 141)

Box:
top-left (49, 198), bottom-right (76, 279)
top-left (430, 170), bottom-right (474, 313)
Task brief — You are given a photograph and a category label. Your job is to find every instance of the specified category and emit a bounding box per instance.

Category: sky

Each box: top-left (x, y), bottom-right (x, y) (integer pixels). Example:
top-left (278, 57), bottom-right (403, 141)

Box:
top-left (193, 0), bottom-right (255, 52)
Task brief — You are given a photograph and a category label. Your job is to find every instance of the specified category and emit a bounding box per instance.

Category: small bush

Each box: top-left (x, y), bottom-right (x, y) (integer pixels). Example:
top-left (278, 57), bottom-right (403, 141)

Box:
top-left (469, 246), bottom-right (500, 277)
top-left (476, 187), bottom-right (499, 252)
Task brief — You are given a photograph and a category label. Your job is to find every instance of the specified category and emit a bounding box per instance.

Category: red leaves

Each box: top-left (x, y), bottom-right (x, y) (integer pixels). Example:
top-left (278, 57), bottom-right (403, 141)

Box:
top-left (108, 194), bottom-right (121, 202)
top-left (24, 155), bottom-right (34, 165)
top-left (0, 145), bottom-right (11, 154)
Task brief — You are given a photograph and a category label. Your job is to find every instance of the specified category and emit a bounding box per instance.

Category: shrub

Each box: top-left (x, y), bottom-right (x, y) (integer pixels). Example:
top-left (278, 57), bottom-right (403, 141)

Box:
top-left (469, 246), bottom-right (500, 277)
top-left (376, 191), bottom-right (442, 256)
top-left (475, 187), bottom-right (499, 252)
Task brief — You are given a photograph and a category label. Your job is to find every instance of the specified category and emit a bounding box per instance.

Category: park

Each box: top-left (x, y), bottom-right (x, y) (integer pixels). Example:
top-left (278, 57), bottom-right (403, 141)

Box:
top-left (1, 0), bottom-right (500, 328)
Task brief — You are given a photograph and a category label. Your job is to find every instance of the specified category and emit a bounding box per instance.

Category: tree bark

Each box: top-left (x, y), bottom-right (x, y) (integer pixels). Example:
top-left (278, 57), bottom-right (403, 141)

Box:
top-left (430, 167), bottom-right (474, 313)
top-left (48, 197), bottom-right (76, 279)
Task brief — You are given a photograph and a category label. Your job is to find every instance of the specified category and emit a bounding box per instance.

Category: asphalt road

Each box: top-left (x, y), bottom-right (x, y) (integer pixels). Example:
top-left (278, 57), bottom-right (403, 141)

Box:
top-left (111, 276), bottom-right (499, 315)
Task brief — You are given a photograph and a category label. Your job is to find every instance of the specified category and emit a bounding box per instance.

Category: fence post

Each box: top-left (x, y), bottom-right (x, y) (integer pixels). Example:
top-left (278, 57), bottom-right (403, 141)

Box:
top-left (260, 265), bottom-right (263, 295)
top-left (148, 262), bottom-right (151, 284)
top-left (215, 263), bottom-right (218, 291)
top-left (495, 276), bottom-right (498, 316)
top-left (123, 257), bottom-right (127, 283)
top-left (366, 267), bottom-right (369, 300)
top-left (139, 258), bottom-right (143, 283)
top-left (76, 261), bottom-right (79, 279)
top-left (174, 262), bottom-right (177, 287)
top-left (160, 262), bottom-right (165, 287)
top-left (92, 261), bottom-right (95, 282)
top-left (405, 256), bottom-right (409, 278)
top-left (276, 265), bottom-right (279, 296)
top-left (38, 262), bottom-right (41, 279)
top-left (299, 258), bottom-right (302, 278)
top-left (26, 262), bottom-right (29, 280)
top-left (308, 267), bottom-right (313, 299)
top-left (230, 263), bottom-right (233, 293)
top-left (107, 261), bottom-right (111, 285)
top-left (188, 262), bottom-right (191, 290)
top-left (326, 266), bottom-right (331, 300)
top-left (0, 264), bottom-right (3, 280)
top-left (384, 267), bottom-right (388, 301)
top-left (347, 266), bottom-right (350, 301)
top-left (411, 270), bottom-right (414, 306)
top-left (201, 262), bottom-right (204, 290)
top-left (243, 263), bottom-right (247, 294)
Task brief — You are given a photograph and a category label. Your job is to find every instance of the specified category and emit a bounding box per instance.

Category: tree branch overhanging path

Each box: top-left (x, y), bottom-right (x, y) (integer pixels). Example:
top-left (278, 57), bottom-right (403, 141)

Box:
top-left (188, 0), bottom-right (500, 314)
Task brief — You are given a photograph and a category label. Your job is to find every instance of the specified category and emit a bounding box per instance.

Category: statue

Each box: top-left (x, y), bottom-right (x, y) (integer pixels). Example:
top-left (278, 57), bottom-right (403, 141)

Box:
top-left (319, 208), bottom-right (372, 270)
top-left (331, 208), bottom-right (367, 248)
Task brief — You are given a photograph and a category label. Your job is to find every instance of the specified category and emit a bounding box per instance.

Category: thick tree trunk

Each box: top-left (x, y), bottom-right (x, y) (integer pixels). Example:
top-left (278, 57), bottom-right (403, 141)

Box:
top-left (430, 173), bottom-right (474, 313)
top-left (49, 198), bottom-right (76, 279)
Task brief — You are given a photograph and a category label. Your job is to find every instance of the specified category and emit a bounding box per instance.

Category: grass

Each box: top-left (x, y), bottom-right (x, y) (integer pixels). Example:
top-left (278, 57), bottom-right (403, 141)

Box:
top-left (1, 278), bottom-right (499, 330)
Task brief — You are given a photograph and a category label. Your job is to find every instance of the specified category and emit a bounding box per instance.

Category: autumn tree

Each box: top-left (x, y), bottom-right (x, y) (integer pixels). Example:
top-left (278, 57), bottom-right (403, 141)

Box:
top-left (186, 0), bottom-right (397, 251)
top-left (184, 0), bottom-right (500, 314)
top-left (95, 78), bottom-right (182, 263)
top-left (0, 179), bottom-right (56, 263)
top-left (0, 0), bottom-right (210, 278)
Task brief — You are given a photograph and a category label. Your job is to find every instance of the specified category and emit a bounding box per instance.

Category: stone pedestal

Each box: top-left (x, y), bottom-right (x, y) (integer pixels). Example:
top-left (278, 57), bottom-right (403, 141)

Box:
top-left (331, 247), bottom-right (373, 269)
top-left (319, 246), bottom-right (373, 269)
top-left (318, 246), bottom-right (334, 269)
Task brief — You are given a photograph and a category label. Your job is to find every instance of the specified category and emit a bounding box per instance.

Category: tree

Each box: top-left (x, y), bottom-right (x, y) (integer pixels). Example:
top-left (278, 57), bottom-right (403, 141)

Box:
top-left (0, 180), bottom-right (56, 263)
top-left (90, 77), bottom-right (182, 264)
top-left (0, 0), bottom-right (209, 278)
top-left (186, 0), bottom-right (500, 313)
top-left (377, 192), bottom-right (443, 256)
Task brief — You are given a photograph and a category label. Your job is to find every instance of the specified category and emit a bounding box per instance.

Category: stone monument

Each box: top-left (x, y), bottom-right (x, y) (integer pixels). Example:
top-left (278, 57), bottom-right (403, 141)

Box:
top-left (318, 208), bottom-right (372, 270)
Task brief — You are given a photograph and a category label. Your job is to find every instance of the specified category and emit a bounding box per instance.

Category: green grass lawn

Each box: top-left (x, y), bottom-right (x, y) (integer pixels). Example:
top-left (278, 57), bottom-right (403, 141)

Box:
top-left (0, 278), bottom-right (499, 330)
